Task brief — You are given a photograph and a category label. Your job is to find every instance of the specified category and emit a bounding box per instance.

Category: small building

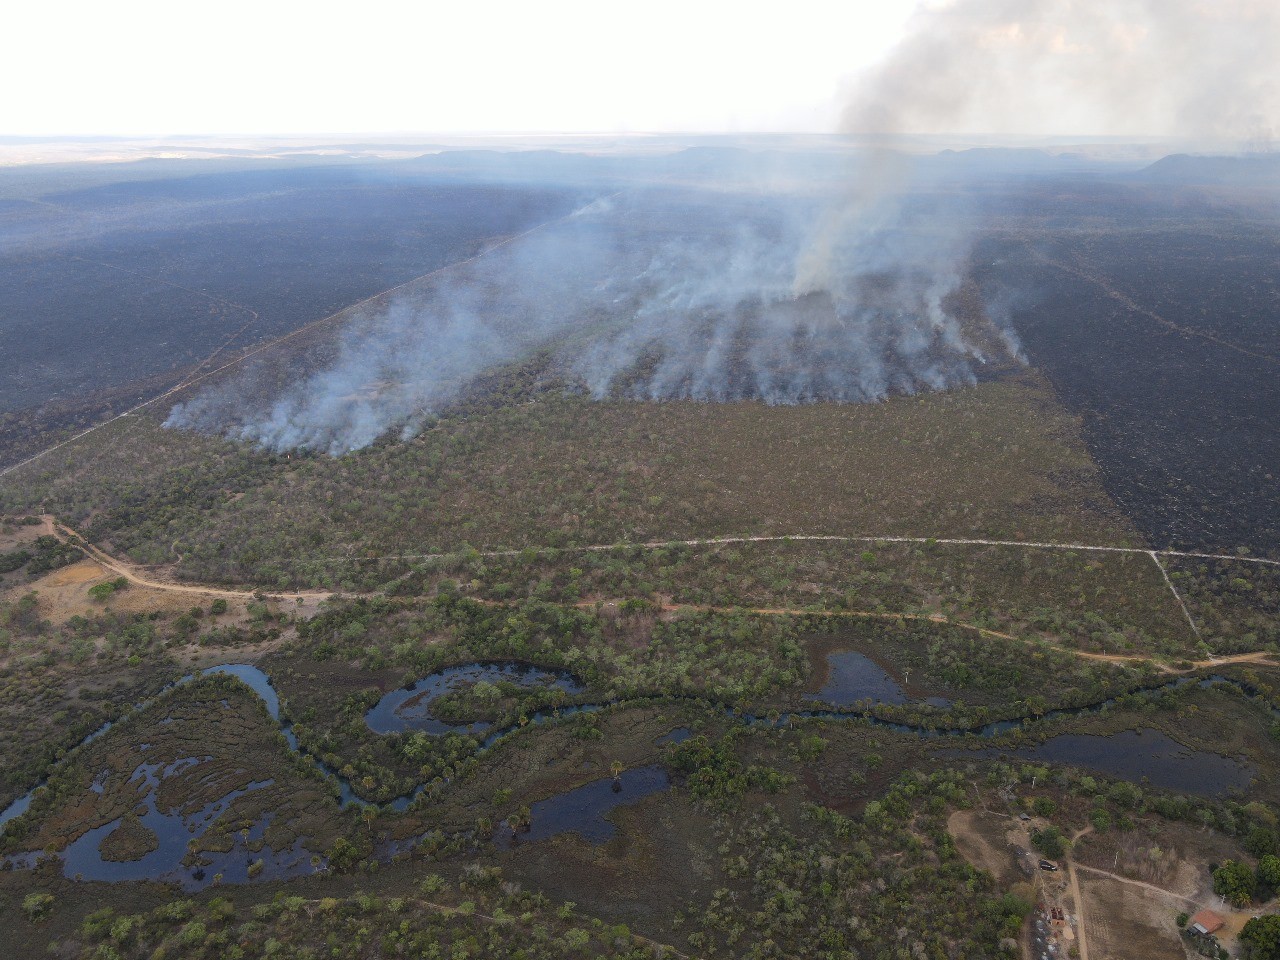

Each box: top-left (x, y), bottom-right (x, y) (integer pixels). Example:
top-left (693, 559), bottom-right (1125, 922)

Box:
top-left (1189, 909), bottom-right (1225, 936)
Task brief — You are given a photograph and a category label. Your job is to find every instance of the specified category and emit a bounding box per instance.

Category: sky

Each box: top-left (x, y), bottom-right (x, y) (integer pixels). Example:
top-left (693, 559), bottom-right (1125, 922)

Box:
top-left (1, 0), bottom-right (918, 136)
top-left (4, 1), bottom-right (1276, 143)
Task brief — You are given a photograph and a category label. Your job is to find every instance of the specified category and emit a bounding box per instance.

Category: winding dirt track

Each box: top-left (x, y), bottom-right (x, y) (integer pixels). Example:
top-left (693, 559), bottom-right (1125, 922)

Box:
top-left (1068, 827), bottom-right (1093, 960)
top-left (36, 516), bottom-right (1275, 676)
top-left (41, 517), bottom-right (334, 603)
top-left (1072, 863), bottom-right (1203, 907)
top-left (640, 600), bottom-right (1271, 674)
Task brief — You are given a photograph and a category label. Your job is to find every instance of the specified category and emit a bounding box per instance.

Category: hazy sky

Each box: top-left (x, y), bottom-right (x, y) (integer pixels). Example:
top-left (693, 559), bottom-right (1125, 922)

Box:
top-left (5, 1), bottom-right (1276, 141)
top-left (2, 0), bottom-right (917, 136)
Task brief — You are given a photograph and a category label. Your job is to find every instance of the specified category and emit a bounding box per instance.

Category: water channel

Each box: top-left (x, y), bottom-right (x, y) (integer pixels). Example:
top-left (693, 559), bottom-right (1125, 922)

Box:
top-left (0, 658), bottom-right (1264, 886)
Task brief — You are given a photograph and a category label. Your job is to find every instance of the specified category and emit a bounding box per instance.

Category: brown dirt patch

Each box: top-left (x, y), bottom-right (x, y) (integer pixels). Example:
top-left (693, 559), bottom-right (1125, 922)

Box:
top-left (3, 557), bottom-right (261, 629)
top-left (43, 559), bottom-right (105, 587)
top-left (0, 520), bottom-right (43, 554)
top-left (947, 809), bottom-right (1025, 886)
top-left (61, 577), bottom-right (195, 621)
top-left (1077, 872), bottom-right (1187, 960)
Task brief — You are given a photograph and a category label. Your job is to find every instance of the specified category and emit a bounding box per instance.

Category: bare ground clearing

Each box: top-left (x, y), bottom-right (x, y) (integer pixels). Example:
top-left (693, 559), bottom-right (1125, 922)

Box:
top-left (947, 809), bottom-right (1025, 887)
top-left (1076, 872), bottom-right (1188, 960)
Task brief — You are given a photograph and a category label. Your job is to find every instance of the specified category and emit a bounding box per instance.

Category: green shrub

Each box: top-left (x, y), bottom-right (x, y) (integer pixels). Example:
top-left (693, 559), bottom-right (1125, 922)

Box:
top-left (22, 892), bottom-right (54, 921)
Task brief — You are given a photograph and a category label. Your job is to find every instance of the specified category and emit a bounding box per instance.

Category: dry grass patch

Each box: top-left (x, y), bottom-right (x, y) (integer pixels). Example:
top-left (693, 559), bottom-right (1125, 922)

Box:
top-left (1077, 872), bottom-right (1188, 960)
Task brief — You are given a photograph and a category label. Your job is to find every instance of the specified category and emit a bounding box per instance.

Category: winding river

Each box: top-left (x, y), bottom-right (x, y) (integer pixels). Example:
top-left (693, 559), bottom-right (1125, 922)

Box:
top-left (0, 658), bottom-right (1264, 887)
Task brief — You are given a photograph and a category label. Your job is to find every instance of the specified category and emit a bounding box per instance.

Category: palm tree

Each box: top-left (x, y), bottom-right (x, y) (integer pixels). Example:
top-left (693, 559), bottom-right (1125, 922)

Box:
top-left (610, 760), bottom-right (624, 792)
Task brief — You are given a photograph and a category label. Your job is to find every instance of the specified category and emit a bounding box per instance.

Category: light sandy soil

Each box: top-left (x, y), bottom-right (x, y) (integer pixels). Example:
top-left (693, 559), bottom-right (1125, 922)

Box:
top-left (1212, 895), bottom-right (1280, 954)
top-left (43, 559), bottom-right (102, 587)
top-left (10, 558), bottom-right (230, 624)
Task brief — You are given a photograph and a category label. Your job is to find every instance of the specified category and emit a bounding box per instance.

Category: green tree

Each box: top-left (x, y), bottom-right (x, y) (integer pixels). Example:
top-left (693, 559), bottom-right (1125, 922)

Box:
top-left (1248, 828), bottom-right (1279, 857)
top-left (1259, 855), bottom-right (1280, 891)
top-left (1214, 860), bottom-right (1257, 907)
top-left (88, 581), bottom-right (117, 602)
top-left (326, 837), bottom-right (360, 872)
top-left (1241, 915), bottom-right (1280, 959)
top-left (1032, 796), bottom-right (1057, 817)
top-left (1031, 826), bottom-right (1067, 860)
top-left (22, 892), bottom-right (54, 920)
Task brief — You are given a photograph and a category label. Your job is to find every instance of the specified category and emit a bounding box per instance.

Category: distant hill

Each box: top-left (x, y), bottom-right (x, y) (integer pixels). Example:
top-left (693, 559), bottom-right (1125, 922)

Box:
top-left (1136, 153), bottom-right (1280, 186)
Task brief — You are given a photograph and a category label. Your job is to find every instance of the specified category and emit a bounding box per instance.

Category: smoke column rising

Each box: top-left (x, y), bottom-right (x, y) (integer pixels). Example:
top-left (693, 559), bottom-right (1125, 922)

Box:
top-left (571, 186), bottom-right (995, 404)
top-left (842, 0), bottom-right (1279, 143)
top-left (170, 0), bottom-right (1280, 454)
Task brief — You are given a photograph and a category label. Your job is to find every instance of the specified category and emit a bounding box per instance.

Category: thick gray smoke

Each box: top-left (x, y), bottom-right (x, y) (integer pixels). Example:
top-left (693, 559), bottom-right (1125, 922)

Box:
top-left (165, 198), bottom-right (637, 453)
top-left (165, 183), bottom-right (1018, 454)
top-left (844, 0), bottom-right (1279, 145)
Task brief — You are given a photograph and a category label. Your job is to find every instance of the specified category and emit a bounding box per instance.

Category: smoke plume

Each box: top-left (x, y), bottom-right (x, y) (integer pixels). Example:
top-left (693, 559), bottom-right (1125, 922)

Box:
top-left (170, 0), bottom-right (1280, 454)
top-left (165, 181), bottom-right (1018, 454)
top-left (843, 0), bottom-right (1279, 145)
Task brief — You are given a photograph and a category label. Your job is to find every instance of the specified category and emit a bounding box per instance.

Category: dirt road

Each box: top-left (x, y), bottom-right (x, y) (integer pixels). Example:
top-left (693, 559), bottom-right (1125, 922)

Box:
top-left (1068, 827), bottom-right (1093, 960)
top-left (353, 531), bottom-right (1280, 569)
top-left (32, 515), bottom-right (1276, 677)
top-left (1073, 864), bottom-right (1202, 907)
top-left (634, 599), bottom-right (1272, 675)
top-left (41, 516), bottom-right (334, 604)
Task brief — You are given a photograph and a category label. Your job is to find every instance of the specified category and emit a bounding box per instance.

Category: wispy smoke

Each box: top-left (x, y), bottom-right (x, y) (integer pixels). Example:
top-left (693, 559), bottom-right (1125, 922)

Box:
top-left (166, 199), bottom-right (636, 453)
top-left (166, 182), bottom-right (1020, 454)
top-left (572, 188), bottom-right (994, 404)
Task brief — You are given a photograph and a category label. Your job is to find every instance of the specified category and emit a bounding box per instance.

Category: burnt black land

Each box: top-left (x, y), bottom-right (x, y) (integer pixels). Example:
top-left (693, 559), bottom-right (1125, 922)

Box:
top-left (0, 163), bottom-right (577, 462)
top-left (975, 177), bottom-right (1280, 556)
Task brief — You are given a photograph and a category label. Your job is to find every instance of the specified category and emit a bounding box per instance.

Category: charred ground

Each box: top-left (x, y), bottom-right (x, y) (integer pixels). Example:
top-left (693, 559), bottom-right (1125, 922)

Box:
top-left (974, 179), bottom-right (1280, 555)
top-left (0, 163), bottom-right (577, 466)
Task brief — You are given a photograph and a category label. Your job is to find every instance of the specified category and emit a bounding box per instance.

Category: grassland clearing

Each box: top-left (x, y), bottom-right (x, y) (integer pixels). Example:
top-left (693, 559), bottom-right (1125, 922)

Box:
top-left (949, 809), bottom-right (1023, 882)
